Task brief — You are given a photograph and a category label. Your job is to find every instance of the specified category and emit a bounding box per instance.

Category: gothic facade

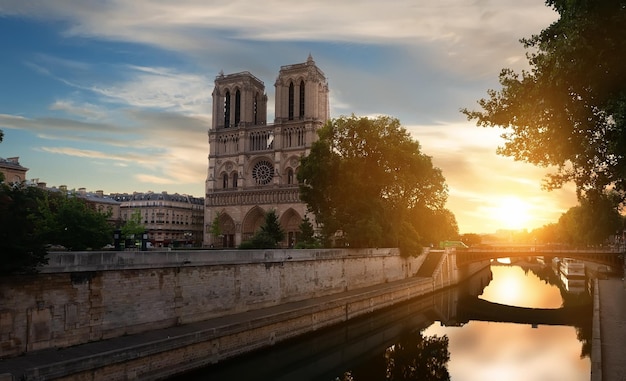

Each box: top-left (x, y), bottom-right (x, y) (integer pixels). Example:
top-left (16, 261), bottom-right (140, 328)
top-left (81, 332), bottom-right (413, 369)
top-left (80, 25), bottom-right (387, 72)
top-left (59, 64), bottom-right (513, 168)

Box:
top-left (204, 55), bottom-right (329, 247)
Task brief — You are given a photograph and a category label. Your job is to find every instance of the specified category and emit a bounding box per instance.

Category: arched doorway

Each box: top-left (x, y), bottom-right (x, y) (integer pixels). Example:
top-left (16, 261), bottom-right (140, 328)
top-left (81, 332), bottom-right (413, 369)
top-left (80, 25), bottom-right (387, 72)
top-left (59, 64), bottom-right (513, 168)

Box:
top-left (218, 213), bottom-right (236, 248)
top-left (242, 206), bottom-right (266, 242)
top-left (280, 208), bottom-right (302, 248)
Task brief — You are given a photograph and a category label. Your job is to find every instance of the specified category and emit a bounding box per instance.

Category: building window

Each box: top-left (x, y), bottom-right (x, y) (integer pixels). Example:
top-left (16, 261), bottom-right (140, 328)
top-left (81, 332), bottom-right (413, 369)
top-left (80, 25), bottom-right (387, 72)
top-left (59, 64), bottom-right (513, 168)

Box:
top-left (299, 80), bottom-right (305, 119)
top-left (224, 91), bottom-right (231, 127)
top-left (287, 168), bottom-right (294, 185)
top-left (232, 172), bottom-right (238, 188)
top-left (252, 160), bottom-right (273, 185)
top-left (288, 82), bottom-right (294, 120)
top-left (235, 89), bottom-right (241, 126)
top-left (223, 173), bottom-right (228, 189)
top-left (254, 93), bottom-right (258, 125)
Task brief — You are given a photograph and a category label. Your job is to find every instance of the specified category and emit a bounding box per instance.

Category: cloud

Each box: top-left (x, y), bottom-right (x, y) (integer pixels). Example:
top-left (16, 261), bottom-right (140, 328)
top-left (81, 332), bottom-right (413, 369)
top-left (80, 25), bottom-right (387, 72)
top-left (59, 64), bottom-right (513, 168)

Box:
top-left (49, 99), bottom-right (107, 120)
top-left (0, 113), bottom-right (124, 134)
top-left (3, 1), bottom-right (557, 69)
top-left (39, 146), bottom-right (135, 162)
top-left (134, 174), bottom-right (176, 185)
top-left (1, 109), bottom-right (209, 189)
top-left (90, 65), bottom-right (212, 114)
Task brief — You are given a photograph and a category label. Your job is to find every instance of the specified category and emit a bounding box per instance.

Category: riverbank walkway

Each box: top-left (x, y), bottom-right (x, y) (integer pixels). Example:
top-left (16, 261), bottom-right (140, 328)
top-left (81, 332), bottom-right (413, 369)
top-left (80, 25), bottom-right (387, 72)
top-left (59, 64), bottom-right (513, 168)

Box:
top-left (595, 276), bottom-right (626, 381)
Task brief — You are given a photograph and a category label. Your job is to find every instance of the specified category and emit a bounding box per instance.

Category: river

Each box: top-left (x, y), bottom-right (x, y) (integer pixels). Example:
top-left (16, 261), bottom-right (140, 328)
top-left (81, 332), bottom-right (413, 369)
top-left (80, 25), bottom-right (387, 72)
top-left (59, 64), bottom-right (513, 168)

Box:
top-left (169, 257), bottom-right (592, 381)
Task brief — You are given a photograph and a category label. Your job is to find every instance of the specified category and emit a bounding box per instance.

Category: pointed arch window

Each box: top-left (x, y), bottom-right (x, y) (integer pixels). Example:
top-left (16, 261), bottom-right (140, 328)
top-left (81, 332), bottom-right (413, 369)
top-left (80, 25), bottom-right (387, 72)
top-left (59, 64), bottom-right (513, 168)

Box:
top-left (299, 80), bottom-right (305, 119)
top-left (235, 89), bottom-right (241, 126)
top-left (222, 173), bottom-right (228, 189)
top-left (232, 172), bottom-right (238, 188)
top-left (287, 168), bottom-right (294, 185)
top-left (288, 82), bottom-right (294, 120)
top-left (254, 93), bottom-right (258, 125)
top-left (224, 91), bottom-right (231, 128)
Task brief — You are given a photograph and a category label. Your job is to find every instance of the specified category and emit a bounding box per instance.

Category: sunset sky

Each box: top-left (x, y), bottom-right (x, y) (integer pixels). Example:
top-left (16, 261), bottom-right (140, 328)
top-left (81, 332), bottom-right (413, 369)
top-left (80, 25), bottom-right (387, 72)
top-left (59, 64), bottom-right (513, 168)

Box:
top-left (0, 1), bottom-right (578, 234)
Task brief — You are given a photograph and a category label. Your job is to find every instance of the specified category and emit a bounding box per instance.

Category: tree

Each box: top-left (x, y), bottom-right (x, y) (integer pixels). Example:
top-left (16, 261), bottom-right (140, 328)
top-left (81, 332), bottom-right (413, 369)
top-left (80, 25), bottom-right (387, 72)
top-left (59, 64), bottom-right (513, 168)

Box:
top-left (258, 209), bottom-right (285, 246)
top-left (0, 130), bottom-right (5, 183)
top-left (529, 191), bottom-right (623, 246)
top-left (461, 233), bottom-right (482, 247)
top-left (239, 210), bottom-right (285, 249)
top-left (40, 192), bottom-right (113, 251)
top-left (462, 1), bottom-right (626, 205)
top-left (295, 214), bottom-right (320, 249)
top-left (556, 192), bottom-right (622, 246)
top-left (298, 115), bottom-right (455, 254)
top-left (0, 182), bottom-right (48, 274)
top-left (121, 209), bottom-right (145, 243)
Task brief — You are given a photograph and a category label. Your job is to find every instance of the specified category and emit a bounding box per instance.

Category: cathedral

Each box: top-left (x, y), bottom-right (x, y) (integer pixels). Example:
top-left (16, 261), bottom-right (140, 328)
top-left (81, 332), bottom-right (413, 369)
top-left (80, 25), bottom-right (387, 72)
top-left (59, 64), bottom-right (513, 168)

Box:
top-left (204, 55), bottom-right (330, 248)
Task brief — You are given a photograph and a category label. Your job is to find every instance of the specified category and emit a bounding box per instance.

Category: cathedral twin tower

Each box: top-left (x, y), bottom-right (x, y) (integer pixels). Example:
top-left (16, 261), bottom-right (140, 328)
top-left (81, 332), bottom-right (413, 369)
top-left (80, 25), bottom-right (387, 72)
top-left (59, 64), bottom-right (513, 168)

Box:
top-left (205, 55), bottom-right (329, 247)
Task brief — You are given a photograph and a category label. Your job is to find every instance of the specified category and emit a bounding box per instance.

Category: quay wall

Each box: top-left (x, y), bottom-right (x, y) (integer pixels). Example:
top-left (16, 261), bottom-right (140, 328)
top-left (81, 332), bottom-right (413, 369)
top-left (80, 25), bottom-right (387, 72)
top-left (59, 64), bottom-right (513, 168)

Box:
top-left (0, 248), bottom-right (428, 358)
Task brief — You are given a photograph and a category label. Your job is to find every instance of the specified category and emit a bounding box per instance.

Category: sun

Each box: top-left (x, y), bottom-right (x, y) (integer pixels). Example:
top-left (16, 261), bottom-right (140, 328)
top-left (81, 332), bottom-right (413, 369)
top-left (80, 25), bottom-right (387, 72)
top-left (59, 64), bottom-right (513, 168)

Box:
top-left (490, 196), bottom-right (532, 230)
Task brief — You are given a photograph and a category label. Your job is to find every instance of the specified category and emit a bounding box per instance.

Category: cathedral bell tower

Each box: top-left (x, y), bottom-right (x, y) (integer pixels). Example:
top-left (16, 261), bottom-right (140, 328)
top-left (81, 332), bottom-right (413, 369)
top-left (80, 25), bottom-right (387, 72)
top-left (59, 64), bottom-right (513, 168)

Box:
top-left (205, 56), bottom-right (329, 248)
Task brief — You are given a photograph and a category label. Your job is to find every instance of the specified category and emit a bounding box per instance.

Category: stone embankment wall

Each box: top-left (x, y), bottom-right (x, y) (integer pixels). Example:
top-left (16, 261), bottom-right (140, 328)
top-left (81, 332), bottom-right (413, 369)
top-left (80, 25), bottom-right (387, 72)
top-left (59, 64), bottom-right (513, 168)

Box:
top-left (0, 248), bottom-right (428, 359)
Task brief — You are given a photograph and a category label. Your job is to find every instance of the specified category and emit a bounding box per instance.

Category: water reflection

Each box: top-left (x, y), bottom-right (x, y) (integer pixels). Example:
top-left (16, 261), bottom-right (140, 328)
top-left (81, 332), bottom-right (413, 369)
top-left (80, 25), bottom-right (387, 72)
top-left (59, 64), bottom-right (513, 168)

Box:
top-left (425, 258), bottom-right (592, 381)
top-left (334, 332), bottom-right (450, 381)
top-left (170, 257), bottom-right (592, 381)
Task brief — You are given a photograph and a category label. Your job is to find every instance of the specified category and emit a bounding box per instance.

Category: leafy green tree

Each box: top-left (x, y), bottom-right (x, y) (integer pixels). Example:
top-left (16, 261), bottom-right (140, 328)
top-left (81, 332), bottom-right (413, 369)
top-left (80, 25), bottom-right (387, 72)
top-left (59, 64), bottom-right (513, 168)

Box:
top-left (530, 223), bottom-right (560, 244)
top-left (461, 233), bottom-right (482, 247)
top-left (259, 209), bottom-right (285, 245)
top-left (41, 192), bottom-right (113, 251)
top-left (298, 115), bottom-right (454, 254)
top-left (462, 1), bottom-right (626, 205)
top-left (295, 214), bottom-right (320, 249)
top-left (121, 209), bottom-right (145, 241)
top-left (239, 210), bottom-right (285, 249)
top-left (0, 183), bottom-right (48, 274)
top-left (0, 130), bottom-right (4, 183)
top-left (410, 206), bottom-right (459, 248)
top-left (556, 192), bottom-right (622, 246)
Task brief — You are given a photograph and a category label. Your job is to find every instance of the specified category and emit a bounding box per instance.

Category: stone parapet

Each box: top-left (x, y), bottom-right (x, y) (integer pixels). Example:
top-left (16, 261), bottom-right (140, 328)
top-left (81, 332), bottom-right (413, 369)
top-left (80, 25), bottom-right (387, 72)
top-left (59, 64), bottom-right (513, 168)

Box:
top-left (0, 249), bottom-right (427, 359)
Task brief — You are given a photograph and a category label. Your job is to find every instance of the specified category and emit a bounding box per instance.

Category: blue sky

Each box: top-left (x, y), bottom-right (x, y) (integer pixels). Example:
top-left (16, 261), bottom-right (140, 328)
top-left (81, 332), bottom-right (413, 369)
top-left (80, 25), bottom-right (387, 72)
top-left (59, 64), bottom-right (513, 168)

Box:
top-left (0, 0), bottom-right (577, 233)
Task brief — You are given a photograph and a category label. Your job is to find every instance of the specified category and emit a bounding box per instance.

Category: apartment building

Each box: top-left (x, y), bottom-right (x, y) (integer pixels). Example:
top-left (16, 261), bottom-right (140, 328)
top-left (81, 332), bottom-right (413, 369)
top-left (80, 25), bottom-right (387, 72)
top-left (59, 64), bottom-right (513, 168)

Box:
top-left (112, 191), bottom-right (204, 247)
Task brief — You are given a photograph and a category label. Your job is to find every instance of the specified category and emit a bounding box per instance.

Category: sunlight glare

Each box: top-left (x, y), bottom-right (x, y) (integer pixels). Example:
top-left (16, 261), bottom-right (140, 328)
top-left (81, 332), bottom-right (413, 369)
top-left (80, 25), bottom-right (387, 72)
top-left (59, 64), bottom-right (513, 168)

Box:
top-left (490, 196), bottom-right (532, 230)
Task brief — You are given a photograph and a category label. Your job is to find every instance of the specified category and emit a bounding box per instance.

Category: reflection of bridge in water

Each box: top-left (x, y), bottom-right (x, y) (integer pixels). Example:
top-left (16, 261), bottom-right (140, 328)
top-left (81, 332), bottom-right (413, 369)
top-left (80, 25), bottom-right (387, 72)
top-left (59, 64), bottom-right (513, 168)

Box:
top-left (456, 247), bottom-right (624, 270)
top-left (456, 295), bottom-right (591, 327)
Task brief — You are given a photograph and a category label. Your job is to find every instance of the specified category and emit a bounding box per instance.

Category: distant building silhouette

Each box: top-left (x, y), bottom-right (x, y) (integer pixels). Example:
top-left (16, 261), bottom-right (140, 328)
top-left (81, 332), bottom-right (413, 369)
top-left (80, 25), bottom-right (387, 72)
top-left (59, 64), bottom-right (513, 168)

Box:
top-left (0, 156), bottom-right (28, 184)
top-left (205, 55), bottom-right (330, 248)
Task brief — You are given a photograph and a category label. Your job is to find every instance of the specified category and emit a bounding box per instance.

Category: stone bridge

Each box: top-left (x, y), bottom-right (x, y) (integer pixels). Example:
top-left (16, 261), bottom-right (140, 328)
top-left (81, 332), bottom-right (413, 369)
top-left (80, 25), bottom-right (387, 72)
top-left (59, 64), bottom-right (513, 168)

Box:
top-left (456, 247), bottom-right (624, 270)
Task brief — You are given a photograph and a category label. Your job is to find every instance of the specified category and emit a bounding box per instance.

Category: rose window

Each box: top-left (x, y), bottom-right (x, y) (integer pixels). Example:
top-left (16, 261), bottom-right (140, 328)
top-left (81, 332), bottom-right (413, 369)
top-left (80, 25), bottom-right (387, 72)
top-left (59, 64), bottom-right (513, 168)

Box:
top-left (252, 160), bottom-right (273, 185)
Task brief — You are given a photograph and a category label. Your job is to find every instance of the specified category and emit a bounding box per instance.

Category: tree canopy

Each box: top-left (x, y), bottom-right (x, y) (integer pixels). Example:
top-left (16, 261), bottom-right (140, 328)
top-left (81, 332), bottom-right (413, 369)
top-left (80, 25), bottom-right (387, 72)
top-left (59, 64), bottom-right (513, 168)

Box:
top-left (0, 183), bottom-right (117, 274)
top-left (298, 115), bottom-right (457, 254)
top-left (45, 192), bottom-right (114, 251)
top-left (0, 183), bottom-right (48, 274)
top-left (532, 191), bottom-right (624, 246)
top-left (462, 0), bottom-right (626, 204)
top-left (121, 209), bottom-right (145, 239)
